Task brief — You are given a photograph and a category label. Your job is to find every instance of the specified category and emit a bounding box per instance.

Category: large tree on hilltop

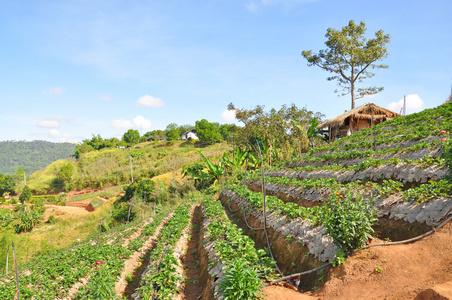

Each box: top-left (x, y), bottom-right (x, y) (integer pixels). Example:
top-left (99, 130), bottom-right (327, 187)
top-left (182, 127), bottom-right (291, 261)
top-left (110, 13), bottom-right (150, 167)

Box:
top-left (195, 119), bottom-right (222, 144)
top-left (123, 129), bottom-right (140, 146)
top-left (302, 20), bottom-right (391, 109)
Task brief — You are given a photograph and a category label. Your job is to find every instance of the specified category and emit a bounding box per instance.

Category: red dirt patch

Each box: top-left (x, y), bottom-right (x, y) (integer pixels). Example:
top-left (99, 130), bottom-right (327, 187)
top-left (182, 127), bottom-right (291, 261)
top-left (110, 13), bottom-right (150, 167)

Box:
top-left (314, 222), bottom-right (452, 300)
top-left (263, 284), bottom-right (317, 299)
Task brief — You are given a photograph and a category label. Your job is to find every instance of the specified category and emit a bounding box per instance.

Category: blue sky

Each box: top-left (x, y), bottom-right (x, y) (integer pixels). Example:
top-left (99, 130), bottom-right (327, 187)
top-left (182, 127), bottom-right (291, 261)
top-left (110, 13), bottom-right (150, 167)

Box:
top-left (0, 0), bottom-right (450, 143)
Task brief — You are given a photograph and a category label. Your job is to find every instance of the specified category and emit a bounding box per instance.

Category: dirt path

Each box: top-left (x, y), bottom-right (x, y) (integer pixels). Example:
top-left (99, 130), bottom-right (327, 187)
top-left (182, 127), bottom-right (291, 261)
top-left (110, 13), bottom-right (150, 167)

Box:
top-left (180, 205), bottom-right (203, 300)
top-left (44, 204), bottom-right (91, 220)
top-left (314, 222), bottom-right (452, 300)
top-left (122, 213), bottom-right (174, 299)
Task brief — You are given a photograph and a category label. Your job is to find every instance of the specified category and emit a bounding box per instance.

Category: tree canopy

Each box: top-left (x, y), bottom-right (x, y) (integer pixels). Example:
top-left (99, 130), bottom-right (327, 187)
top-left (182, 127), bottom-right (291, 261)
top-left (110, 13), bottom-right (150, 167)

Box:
top-left (302, 20), bottom-right (391, 109)
top-left (0, 141), bottom-right (75, 174)
top-left (227, 102), bottom-right (323, 154)
top-left (195, 119), bottom-right (222, 144)
top-left (0, 174), bottom-right (16, 197)
top-left (122, 129), bottom-right (140, 146)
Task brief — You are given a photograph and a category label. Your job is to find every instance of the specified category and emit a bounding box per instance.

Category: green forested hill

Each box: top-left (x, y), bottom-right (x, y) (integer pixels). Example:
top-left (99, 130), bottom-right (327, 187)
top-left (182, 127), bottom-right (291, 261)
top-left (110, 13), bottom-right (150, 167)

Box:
top-left (0, 140), bottom-right (76, 175)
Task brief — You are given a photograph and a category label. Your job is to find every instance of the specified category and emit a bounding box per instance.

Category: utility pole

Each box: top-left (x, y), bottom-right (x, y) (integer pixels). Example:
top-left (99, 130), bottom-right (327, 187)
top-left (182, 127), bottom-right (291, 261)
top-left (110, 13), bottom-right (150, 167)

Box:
top-left (129, 155), bottom-right (134, 183)
top-left (403, 95), bottom-right (406, 116)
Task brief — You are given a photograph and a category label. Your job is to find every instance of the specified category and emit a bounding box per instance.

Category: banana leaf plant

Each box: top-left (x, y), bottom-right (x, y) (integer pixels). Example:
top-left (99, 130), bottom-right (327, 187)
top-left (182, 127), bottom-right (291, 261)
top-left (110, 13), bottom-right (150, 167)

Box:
top-left (181, 151), bottom-right (224, 188)
top-left (199, 151), bottom-right (224, 185)
top-left (222, 147), bottom-right (249, 172)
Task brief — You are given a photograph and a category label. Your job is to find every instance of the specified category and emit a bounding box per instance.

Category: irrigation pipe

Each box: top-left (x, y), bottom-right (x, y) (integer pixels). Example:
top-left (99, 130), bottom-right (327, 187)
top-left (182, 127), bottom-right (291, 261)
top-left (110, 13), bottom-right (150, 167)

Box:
top-left (264, 214), bottom-right (452, 287)
top-left (256, 142), bottom-right (295, 287)
top-left (240, 157), bottom-right (264, 230)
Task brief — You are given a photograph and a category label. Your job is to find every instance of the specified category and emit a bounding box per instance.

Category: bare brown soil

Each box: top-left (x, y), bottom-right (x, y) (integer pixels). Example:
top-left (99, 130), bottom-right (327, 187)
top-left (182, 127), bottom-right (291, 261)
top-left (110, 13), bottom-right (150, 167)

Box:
top-left (180, 205), bottom-right (203, 300)
top-left (312, 222), bottom-right (452, 300)
top-left (43, 203), bottom-right (91, 221)
top-left (263, 284), bottom-right (317, 299)
top-left (122, 213), bottom-right (174, 299)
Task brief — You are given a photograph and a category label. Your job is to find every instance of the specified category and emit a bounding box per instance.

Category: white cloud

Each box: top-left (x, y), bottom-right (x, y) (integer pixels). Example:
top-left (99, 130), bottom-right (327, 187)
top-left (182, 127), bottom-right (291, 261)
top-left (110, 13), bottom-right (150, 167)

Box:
top-left (111, 119), bottom-right (133, 130)
top-left (47, 129), bottom-right (73, 142)
top-left (136, 95), bottom-right (164, 107)
top-left (387, 94), bottom-right (424, 115)
top-left (222, 109), bottom-right (237, 121)
top-left (133, 115), bottom-right (152, 130)
top-left (101, 96), bottom-right (112, 101)
top-left (48, 129), bottom-right (61, 138)
top-left (38, 120), bottom-right (60, 128)
top-left (44, 87), bottom-right (64, 95)
top-left (111, 116), bottom-right (152, 131)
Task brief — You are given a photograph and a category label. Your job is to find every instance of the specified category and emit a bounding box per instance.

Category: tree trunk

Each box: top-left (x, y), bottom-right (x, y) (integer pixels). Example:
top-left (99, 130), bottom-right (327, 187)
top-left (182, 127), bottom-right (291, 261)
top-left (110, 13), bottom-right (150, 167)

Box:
top-left (351, 79), bottom-right (355, 109)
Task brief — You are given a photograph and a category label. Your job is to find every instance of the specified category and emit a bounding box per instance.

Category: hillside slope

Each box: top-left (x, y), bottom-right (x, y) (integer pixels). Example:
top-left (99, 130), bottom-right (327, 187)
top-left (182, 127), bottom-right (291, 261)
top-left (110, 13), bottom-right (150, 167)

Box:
top-left (27, 140), bottom-right (230, 193)
top-left (220, 101), bottom-right (452, 299)
top-left (0, 140), bottom-right (75, 175)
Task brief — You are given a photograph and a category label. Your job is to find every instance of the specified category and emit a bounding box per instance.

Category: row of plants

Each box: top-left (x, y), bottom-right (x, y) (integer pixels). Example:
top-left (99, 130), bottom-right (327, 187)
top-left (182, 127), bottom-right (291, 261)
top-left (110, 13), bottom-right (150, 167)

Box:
top-left (0, 217), bottom-right (150, 299)
top-left (249, 173), bottom-right (451, 204)
top-left (136, 204), bottom-right (191, 300)
top-left (310, 102), bottom-right (452, 153)
top-left (223, 185), bottom-right (377, 264)
top-left (202, 195), bottom-right (276, 299)
top-left (273, 155), bottom-right (445, 174)
top-left (283, 139), bottom-right (443, 166)
top-left (311, 126), bottom-right (449, 154)
top-left (225, 184), bottom-right (320, 223)
top-left (74, 212), bottom-right (170, 300)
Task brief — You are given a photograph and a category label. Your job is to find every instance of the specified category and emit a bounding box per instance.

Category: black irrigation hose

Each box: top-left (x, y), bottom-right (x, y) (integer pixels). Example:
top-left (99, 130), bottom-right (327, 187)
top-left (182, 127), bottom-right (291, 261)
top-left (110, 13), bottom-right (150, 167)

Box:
top-left (264, 214), bottom-right (452, 287)
top-left (256, 142), bottom-right (295, 288)
top-left (224, 158), bottom-right (241, 213)
top-left (241, 157), bottom-right (264, 230)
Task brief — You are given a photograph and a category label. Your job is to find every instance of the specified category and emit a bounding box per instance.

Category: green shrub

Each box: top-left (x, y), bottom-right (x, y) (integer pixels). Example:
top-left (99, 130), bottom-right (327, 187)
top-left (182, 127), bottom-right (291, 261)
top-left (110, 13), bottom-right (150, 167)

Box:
top-left (13, 208), bottom-right (43, 233)
top-left (47, 215), bottom-right (56, 224)
top-left (319, 191), bottom-right (377, 251)
top-left (19, 185), bottom-right (32, 202)
top-left (219, 258), bottom-right (263, 300)
top-left (111, 202), bottom-right (135, 223)
top-left (122, 179), bottom-right (156, 203)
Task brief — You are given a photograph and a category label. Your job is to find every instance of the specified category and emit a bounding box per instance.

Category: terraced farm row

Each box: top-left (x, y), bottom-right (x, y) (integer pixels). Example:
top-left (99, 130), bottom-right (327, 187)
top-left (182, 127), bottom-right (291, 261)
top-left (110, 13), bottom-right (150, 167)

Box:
top-left (1, 103), bottom-right (451, 299)
top-left (215, 102), bottom-right (452, 299)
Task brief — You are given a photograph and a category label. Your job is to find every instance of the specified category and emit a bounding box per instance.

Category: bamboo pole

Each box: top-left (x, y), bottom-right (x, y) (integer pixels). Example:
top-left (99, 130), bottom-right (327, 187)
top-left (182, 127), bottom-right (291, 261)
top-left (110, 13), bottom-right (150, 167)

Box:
top-left (12, 242), bottom-right (20, 300)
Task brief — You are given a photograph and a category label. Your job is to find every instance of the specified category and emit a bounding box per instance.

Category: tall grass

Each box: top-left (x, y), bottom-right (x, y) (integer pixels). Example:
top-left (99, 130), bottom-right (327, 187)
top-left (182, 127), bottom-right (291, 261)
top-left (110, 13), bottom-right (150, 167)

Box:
top-left (0, 198), bottom-right (115, 271)
top-left (27, 141), bottom-right (230, 193)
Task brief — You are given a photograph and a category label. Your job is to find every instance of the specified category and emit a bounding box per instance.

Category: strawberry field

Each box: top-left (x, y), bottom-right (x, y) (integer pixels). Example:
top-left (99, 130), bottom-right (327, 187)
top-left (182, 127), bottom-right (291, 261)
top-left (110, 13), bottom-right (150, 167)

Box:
top-left (0, 102), bottom-right (451, 299)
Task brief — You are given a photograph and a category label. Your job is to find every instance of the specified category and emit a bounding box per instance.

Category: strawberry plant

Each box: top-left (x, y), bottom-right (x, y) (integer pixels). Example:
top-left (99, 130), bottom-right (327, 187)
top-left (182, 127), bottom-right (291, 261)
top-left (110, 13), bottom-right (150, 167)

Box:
top-left (138, 204), bottom-right (191, 300)
top-left (202, 196), bottom-right (275, 299)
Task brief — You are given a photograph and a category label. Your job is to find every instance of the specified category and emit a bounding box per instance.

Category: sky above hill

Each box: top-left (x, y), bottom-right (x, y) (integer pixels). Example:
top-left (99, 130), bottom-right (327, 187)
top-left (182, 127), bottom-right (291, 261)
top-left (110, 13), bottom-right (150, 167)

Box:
top-left (0, 0), bottom-right (451, 143)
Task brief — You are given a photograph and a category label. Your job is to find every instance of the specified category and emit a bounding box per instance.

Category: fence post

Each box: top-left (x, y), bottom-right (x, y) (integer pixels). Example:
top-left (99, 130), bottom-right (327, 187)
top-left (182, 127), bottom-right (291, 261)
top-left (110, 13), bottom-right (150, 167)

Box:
top-left (127, 200), bottom-right (133, 224)
top-left (5, 244), bottom-right (9, 275)
top-left (12, 242), bottom-right (20, 300)
top-left (97, 218), bottom-right (102, 248)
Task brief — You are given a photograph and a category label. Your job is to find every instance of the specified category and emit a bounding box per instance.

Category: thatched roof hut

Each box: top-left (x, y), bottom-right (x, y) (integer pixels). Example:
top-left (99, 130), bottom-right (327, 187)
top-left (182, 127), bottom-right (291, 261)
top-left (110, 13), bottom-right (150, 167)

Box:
top-left (317, 103), bottom-right (401, 141)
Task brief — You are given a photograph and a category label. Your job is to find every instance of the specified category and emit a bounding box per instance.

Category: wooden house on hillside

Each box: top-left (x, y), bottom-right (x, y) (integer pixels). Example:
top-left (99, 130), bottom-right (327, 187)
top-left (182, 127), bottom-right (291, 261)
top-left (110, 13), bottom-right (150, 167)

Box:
top-left (317, 103), bottom-right (401, 141)
top-left (180, 129), bottom-right (199, 140)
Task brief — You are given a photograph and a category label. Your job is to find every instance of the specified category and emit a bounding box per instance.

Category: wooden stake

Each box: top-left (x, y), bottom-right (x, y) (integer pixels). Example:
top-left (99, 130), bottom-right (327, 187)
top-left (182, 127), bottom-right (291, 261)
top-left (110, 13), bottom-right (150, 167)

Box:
top-left (12, 242), bottom-right (20, 300)
top-left (5, 244), bottom-right (9, 275)
top-left (97, 218), bottom-right (102, 248)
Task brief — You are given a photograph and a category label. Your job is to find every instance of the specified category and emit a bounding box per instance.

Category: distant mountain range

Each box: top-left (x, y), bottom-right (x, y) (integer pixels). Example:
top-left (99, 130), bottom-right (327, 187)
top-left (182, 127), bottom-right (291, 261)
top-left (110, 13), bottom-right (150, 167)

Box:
top-left (0, 140), bottom-right (76, 175)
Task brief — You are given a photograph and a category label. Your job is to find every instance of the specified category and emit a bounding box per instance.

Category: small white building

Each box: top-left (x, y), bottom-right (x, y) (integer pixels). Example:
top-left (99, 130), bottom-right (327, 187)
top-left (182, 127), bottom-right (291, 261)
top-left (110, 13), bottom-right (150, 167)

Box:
top-left (180, 129), bottom-right (199, 140)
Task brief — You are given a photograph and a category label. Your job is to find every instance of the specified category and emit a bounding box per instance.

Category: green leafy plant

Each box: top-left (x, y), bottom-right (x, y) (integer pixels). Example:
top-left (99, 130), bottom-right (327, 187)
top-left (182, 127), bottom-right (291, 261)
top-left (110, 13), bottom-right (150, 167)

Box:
top-left (319, 191), bottom-right (377, 251)
top-left (220, 258), bottom-right (263, 300)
